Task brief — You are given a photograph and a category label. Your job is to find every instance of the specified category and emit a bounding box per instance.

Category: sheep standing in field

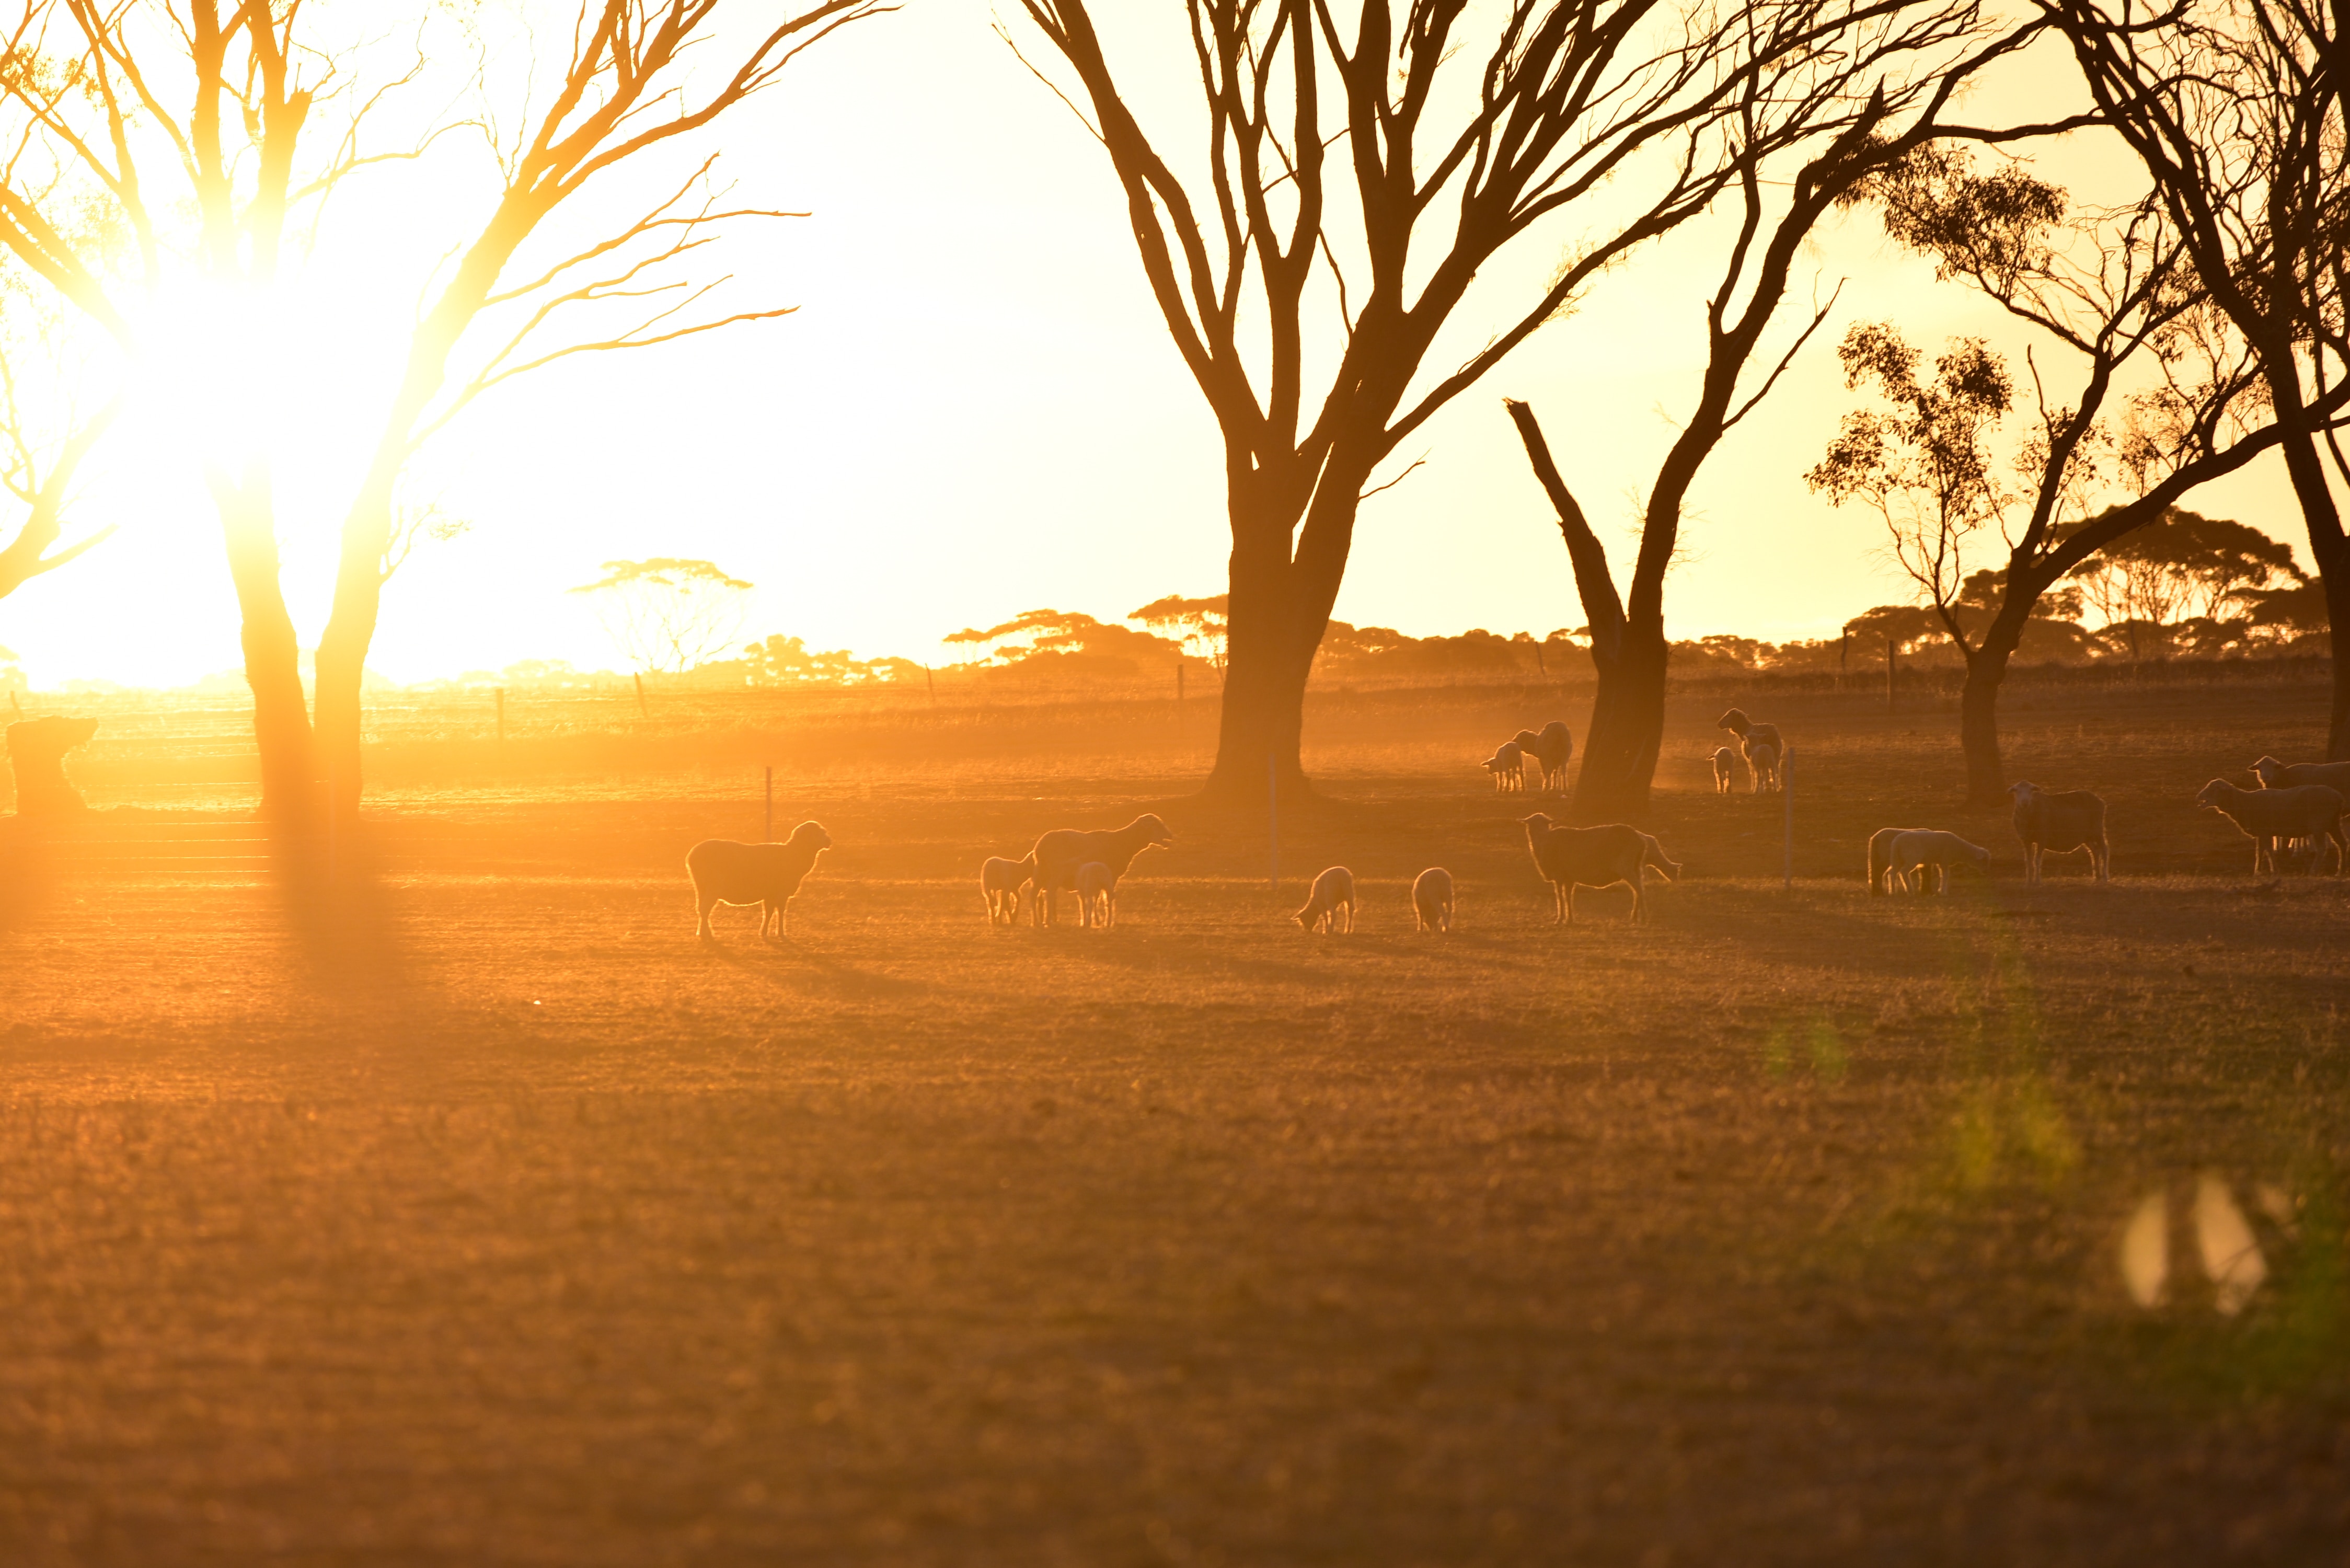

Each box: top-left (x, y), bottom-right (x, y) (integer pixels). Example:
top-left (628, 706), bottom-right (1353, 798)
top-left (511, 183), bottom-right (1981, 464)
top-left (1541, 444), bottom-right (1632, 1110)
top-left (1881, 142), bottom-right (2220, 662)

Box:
top-left (1518, 813), bottom-right (1680, 924)
top-left (1028, 814), bottom-right (1174, 927)
top-left (1711, 746), bottom-right (1741, 794)
top-left (1483, 740), bottom-right (1527, 793)
top-left (2251, 755), bottom-right (2350, 794)
top-left (2196, 778), bottom-right (2346, 875)
top-left (1412, 867), bottom-right (1455, 932)
top-left (6, 716), bottom-right (98, 816)
top-left (2007, 781), bottom-right (2111, 884)
top-left (982, 855), bottom-right (1033, 926)
top-left (1747, 739), bottom-right (1782, 793)
top-left (1717, 707), bottom-right (1783, 789)
top-left (1513, 722), bottom-right (1574, 792)
top-left (1867, 826), bottom-right (1926, 894)
top-left (1886, 829), bottom-right (1991, 893)
top-left (1294, 866), bottom-right (1355, 933)
top-left (1076, 860), bottom-right (1120, 928)
top-left (688, 821), bottom-right (833, 942)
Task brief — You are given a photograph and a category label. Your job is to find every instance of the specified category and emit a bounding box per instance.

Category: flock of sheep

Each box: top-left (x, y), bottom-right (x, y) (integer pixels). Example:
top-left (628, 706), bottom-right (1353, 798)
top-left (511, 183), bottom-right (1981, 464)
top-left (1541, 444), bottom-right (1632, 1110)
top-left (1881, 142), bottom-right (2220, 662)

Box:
top-left (678, 709), bottom-right (2350, 941)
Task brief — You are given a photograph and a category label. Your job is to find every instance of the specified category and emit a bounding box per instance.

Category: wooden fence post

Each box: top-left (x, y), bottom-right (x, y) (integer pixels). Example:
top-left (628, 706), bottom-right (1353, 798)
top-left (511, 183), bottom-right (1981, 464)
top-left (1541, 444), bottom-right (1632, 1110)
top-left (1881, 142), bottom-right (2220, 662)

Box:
top-left (1268, 752), bottom-right (1279, 895)
top-left (1782, 746), bottom-right (1795, 891)
top-left (633, 672), bottom-right (648, 717)
top-left (764, 766), bottom-right (773, 842)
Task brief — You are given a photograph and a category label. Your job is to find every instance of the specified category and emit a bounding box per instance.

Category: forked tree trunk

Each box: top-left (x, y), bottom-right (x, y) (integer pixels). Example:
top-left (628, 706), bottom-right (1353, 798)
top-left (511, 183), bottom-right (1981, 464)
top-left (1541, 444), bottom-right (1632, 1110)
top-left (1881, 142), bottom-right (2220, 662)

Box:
top-left (1572, 621), bottom-right (1668, 822)
top-left (314, 481), bottom-right (397, 821)
top-left (208, 464), bottom-right (314, 821)
top-left (1958, 619), bottom-right (2023, 808)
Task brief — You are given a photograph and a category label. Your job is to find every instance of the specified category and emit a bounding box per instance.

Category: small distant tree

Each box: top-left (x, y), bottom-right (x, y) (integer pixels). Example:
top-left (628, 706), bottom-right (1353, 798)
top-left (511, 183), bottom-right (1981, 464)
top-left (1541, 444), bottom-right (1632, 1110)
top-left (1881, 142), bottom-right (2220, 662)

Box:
top-left (945, 609), bottom-right (1182, 684)
top-left (1127, 594), bottom-right (1227, 670)
top-left (2063, 508), bottom-right (2305, 657)
top-left (570, 558), bottom-right (753, 674)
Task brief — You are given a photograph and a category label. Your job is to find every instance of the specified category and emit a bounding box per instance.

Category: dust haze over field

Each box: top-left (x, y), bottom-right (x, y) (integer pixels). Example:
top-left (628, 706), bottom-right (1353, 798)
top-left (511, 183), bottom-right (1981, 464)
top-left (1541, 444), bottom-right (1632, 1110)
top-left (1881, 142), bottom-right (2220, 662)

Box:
top-left (4, 670), bottom-right (2348, 1565)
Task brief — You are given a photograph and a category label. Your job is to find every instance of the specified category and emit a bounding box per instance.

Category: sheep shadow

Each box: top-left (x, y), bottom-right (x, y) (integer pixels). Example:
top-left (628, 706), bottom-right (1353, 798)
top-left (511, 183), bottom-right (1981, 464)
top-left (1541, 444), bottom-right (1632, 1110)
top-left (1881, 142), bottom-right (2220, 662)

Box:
top-left (699, 938), bottom-right (940, 1000)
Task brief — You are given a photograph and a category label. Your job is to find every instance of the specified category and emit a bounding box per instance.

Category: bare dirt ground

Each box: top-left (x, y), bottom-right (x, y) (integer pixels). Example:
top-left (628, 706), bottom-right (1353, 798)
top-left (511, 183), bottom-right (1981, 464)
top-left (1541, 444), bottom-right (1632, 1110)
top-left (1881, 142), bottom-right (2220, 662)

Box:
top-left (2, 676), bottom-right (2346, 1566)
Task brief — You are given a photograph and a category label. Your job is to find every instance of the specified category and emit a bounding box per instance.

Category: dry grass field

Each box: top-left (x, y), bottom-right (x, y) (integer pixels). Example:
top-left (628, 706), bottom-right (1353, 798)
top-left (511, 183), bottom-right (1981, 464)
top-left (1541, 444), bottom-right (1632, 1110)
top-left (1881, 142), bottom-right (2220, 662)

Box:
top-left (3, 672), bottom-right (2347, 1565)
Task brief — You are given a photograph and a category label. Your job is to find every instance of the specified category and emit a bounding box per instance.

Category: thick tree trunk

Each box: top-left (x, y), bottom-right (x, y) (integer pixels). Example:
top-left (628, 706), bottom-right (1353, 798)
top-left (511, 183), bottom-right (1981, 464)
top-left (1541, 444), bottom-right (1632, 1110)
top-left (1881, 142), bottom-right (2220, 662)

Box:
top-left (314, 482), bottom-right (396, 821)
top-left (208, 465), bottom-right (314, 821)
top-left (1570, 620), bottom-right (1667, 823)
top-left (1959, 628), bottom-right (2020, 809)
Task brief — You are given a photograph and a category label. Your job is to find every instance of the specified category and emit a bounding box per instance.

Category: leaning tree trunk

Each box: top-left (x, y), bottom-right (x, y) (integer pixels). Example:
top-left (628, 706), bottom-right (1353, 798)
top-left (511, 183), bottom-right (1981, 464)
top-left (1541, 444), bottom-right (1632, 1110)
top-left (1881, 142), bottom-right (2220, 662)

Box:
top-left (1571, 618), bottom-right (1668, 823)
top-left (1958, 616), bottom-right (2025, 808)
top-left (208, 464), bottom-right (315, 822)
top-left (314, 479), bottom-right (398, 822)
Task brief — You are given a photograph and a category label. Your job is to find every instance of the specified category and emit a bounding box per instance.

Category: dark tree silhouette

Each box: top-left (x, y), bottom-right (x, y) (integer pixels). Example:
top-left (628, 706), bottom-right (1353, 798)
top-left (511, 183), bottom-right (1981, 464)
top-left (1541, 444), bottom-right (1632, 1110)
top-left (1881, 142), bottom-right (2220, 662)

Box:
top-left (0, 403), bottom-right (113, 606)
top-left (1017, 0), bottom-right (2005, 806)
top-left (2041, 0), bottom-right (2350, 752)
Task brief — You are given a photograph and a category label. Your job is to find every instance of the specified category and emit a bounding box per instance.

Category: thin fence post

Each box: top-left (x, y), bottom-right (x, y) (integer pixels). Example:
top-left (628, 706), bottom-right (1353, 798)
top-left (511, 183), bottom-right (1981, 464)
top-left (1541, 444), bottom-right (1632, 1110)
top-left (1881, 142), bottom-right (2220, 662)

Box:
top-left (925, 663), bottom-right (936, 705)
top-left (1885, 639), bottom-right (1896, 712)
top-left (1782, 746), bottom-right (1795, 891)
top-left (1268, 752), bottom-right (1279, 894)
top-left (633, 672), bottom-right (648, 718)
top-left (1177, 662), bottom-right (1185, 704)
top-left (764, 766), bottom-right (773, 842)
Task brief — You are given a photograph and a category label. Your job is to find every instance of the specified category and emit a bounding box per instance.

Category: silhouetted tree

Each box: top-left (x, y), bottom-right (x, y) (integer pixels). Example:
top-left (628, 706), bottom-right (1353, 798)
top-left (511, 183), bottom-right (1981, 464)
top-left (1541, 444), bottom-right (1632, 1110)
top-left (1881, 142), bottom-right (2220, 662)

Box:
top-left (570, 558), bottom-right (755, 674)
top-left (1017, 0), bottom-right (2007, 808)
top-left (0, 1), bottom-right (880, 817)
top-left (2063, 507), bottom-right (2304, 656)
top-left (1127, 594), bottom-right (1228, 671)
top-left (2042, 0), bottom-right (2350, 751)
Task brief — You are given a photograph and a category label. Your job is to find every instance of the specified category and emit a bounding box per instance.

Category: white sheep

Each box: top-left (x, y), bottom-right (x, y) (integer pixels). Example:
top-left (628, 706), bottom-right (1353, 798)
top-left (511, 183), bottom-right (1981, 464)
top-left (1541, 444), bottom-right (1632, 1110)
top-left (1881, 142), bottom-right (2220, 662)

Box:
top-left (1886, 828), bottom-right (1991, 893)
top-left (2250, 755), bottom-right (2350, 794)
top-left (982, 855), bottom-right (1033, 926)
top-left (2196, 778), bottom-right (2346, 875)
top-left (1747, 739), bottom-right (1782, 793)
top-left (1294, 866), bottom-right (1355, 932)
top-left (1076, 860), bottom-right (1120, 927)
top-left (1711, 745), bottom-right (1741, 794)
top-left (1028, 814), bottom-right (1173, 927)
top-left (2007, 781), bottom-right (2110, 884)
top-left (1512, 722), bottom-right (1574, 792)
top-left (1866, 826), bottom-right (1923, 895)
top-left (1412, 867), bottom-right (1454, 933)
top-left (687, 822), bottom-right (833, 942)
top-left (1717, 708), bottom-right (1783, 787)
top-left (1483, 740), bottom-right (1527, 793)
top-left (1518, 814), bottom-right (1680, 924)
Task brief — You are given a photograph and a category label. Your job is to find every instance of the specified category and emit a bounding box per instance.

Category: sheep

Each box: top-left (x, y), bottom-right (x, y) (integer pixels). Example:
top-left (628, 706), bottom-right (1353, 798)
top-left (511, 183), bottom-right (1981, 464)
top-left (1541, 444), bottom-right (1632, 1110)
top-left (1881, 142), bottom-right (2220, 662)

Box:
top-left (1867, 826), bottom-right (1926, 895)
top-left (1518, 813), bottom-right (1679, 924)
top-left (1885, 829), bottom-right (1991, 893)
top-left (2007, 782), bottom-right (2111, 884)
top-left (1412, 867), bottom-right (1454, 933)
top-left (2250, 755), bottom-right (2350, 794)
top-left (1483, 740), bottom-right (1527, 792)
top-left (2195, 778), bottom-right (2346, 876)
top-left (1711, 745), bottom-right (1741, 794)
top-left (6, 715), bottom-right (97, 816)
top-left (1076, 860), bottom-right (1120, 928)
top-left (1028, 814), bottom-right (1173, 927)
top-left (1293, 866), bottom-right (1355, 933)
top-left (1717, 707), bottom-right (1783, 781)
top-left (1512, 722), bottom-right (1574, 792)
top-left (982, 855), bottom-right (1033, 926)
top-left (1747, 739), bottom-right (1782, 793)
top-left (688, 821), bottom-right (833, 942)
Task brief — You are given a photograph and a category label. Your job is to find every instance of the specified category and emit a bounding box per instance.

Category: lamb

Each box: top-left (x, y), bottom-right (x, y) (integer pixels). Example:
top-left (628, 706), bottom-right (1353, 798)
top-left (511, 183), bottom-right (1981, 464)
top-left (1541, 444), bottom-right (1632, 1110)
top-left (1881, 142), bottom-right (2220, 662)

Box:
top-left (2250, 755), bottom-right (2350, 794)
top-left (1867, 826), bottom-right (1925, 894)
top-left (2195, 778), bottom-right (2346, 876)
top-left (982, 855), bottom-right (1033, 926)
top-left (1717, 707), bottom-right (1783, 779)
top-left (1028, 813), bottom-right (1174, 927)
top-left (1518, 813), bottom-right (1680, 924)
top-left (687, 821), bottom-right (833, 942)
top-left (1711, 745), bottom-right (1741, 794)
top-left (1483, 740), bottom-right (1527, 793)
top-left (1412, 867), bottom-right (1454, 933)
top-left (1885, 828), bottom-right (1991, 893)
top-left (6, 715), bottom-right (98, 816)
top-left (1747, 739), bottom-right (1782, 793)
top-left (2007, 781), bottom-right (2111, 884)
top-left (1076, 860), bottom-right (1120, 928)
top-left (1512, 722), bottom-right (1574, 792)
top-left (1293, 866), bottom-right (1355, 932)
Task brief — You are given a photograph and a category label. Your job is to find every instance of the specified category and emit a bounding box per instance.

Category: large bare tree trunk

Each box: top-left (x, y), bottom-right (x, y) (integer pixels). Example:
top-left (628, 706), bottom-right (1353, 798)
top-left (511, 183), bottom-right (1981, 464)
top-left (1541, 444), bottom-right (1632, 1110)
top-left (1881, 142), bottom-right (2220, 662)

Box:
top-left (2267, 423), bottom-right (2350, 757)
top-left (1573, 622), bottom-right (1668, 821)
top-left (1958, 616), bottom-right (2024, 808)
top-left (205, 465), bottom-right (313, 819)
top-left (314, 480), bottom-right (396, 821)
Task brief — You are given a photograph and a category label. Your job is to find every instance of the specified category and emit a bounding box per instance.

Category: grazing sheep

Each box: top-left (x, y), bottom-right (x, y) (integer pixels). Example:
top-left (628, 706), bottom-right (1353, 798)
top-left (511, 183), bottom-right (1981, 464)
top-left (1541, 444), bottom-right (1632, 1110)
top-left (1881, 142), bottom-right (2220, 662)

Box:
top-left (6, 716), bottom-right (98, 816)
top-left (1886, 828), bottom-right (1991, 893)
top-left (2196, 778), bottom-right (2346, 875)
top-left (1076, 860), bottom-right (1119, 928)
top-left (1293, 866), bottom-right (1355, 933)
top-left (2007, 781), bottom-right (2111, 884)
top-left (688, 821), bottom-right (833, 942)
top-left (982, 855), bottom-right (1033, 926)
top-left (1412, 867), bottom-right (1455, 933)
top-left (1028, 814), bottom-right (1174, 927)
top-left (1483, 740), bottom-right (1527, 792)
top-left (1717, 707), bottom-right (1784, 776)
top-left (1747, 739), bottom-right (1782, 793)
top-left (1518, 813), bottom-right (1679, 925)
top-left (1512, 722), bottom-right (1574, 792)
top-left (1867, 826), bottom-right (1926, 894)
top-left (2251, 755), bottom-right (2350, 794)
top-left (1711, 745), bottom-right (1741, 794)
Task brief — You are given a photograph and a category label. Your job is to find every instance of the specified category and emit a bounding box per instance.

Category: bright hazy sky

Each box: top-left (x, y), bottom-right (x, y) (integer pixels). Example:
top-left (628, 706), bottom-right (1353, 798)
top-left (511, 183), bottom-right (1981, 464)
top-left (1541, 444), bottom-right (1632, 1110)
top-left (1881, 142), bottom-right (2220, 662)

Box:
top-left (0, 2), bottom-right (2315, 689)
